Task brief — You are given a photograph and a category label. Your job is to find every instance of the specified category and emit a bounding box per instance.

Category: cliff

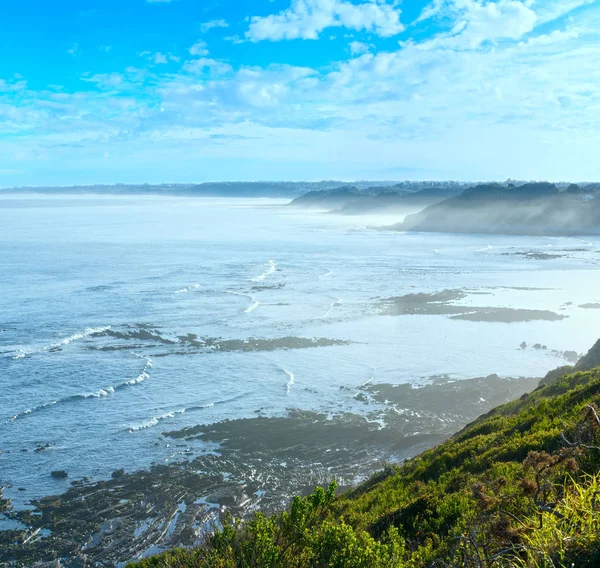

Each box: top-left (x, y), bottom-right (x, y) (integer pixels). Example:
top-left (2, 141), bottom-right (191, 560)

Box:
top-left (396, 182), bottom-right (600, 235)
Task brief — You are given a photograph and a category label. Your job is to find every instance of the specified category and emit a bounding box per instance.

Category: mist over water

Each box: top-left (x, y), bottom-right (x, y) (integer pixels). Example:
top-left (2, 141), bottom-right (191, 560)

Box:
top-left (1, 194), bottom-right (600, 508)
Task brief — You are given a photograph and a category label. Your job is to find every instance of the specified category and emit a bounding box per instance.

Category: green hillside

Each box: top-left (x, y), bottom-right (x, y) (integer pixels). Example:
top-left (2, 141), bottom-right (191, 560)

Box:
top-left (129, 355), bottom-right (600, 567)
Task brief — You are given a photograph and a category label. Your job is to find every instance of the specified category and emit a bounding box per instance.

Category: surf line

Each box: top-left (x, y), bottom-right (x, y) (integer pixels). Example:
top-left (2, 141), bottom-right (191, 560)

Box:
top-left (251, 260), bottom-right (277, 283)
top-left (284, 369), bottom-right (295, 394)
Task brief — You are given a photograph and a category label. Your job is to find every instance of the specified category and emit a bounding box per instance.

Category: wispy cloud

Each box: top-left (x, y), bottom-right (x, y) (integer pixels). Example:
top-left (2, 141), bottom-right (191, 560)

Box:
top-left (348, 41), bottom-right (371, 55)
top-left (139, 51), bottom-right (180, 65)
top-left (199, 19), bottom-right (229, 33)
top-left (2, 0), bottom-right (600, 184)
top-left (189, 40), bottom-right (209, 56)
top-left (245, 0), bottom-right (405, 41)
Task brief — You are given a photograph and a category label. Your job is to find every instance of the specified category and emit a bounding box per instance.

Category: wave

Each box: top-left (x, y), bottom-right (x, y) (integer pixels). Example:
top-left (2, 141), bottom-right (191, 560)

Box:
top-left (185, 402), bottom-right (215, 412)
top-left (124, 371), bottom-right (150, 386)
top-left (128, 409), bottom-right (186, 432)
top-left (76, 386), bottom-right (115, 399)
top-left (225, 290), bottom-right (260, 313)
top-left (284, 369), bottom-right (295, 394)
top-left (174, 284), bottom-right (200, 294)
top-left (245, 297), bottom-right (260, 313)
top-left (477, 245), bottom-right (493, 253)
top-left (12, 326), bottom-right (111, 360)
top-left (123, 356), bottom-right (153, 386)
top-left (251, 260), bottom-right (276, 283)
top-left (10, 357), bottom-right (152, 421)
top-left (319, 269), bottom-right (334, 279)
top-left (10, 400), bottom-right (59, 421)
top-left (126, 392), bottom-right (252, 432)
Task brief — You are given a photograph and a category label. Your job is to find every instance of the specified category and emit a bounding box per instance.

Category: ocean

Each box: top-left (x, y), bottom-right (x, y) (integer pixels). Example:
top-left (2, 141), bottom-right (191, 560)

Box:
top-left (1, 193), bottom-right (600, 515)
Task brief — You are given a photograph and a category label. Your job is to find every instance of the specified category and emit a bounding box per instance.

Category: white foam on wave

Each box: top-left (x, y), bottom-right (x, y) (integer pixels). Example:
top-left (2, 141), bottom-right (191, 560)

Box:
top-left (284, 369), bottom-right (295, 394)
top-left (10, 384), bottom-right (115, 421)
top-left (12, 326), bottom-right (111, 360)
top-left (123, 356), bottom-right (153, 386)
top-left (174, 284), bottom-right (200, 294)
top-left (228, 290), bottom-right (261, 313)
top-left (11, 400), bottom-right (58, 421)
top-left (245, 297), bottom-right (260, 313)
top-left (81, 386), bottom-right (115, 398)
top-left (251, 260), bottom-right (276, 282)
top-left (125, 371), bottom-right (150, 386)
top-left (10, 364), bottom-right (154, 421)
top-left (128, 409), bottom-right (186, 432)
top-left (319, 269), bottom-right (333, 279)
top-left (477, 245), bottom-right (493, 253)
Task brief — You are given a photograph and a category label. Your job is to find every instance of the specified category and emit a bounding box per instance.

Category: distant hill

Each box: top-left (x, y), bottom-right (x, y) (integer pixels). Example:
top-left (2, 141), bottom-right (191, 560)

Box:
top-left (289, 182), bottom-right (468, 213)
top-left (394, 182), bottom-right (600, 235)
top-left (0, 181), bottom-right (401, 199)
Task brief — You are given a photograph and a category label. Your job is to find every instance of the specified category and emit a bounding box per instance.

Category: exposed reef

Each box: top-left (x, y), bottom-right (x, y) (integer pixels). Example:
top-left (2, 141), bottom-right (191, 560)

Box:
top-left (378, 289), bottom-right (566, 323)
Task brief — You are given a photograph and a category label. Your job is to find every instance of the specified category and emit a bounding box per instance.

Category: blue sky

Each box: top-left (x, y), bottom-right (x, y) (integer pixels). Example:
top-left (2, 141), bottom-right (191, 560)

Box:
top-left (0, 0), bottom-right (599, 186)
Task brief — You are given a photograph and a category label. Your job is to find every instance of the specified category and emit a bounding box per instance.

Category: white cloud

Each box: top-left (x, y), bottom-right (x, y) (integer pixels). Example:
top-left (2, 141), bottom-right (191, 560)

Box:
top-left (81, 72), bottom-right (125, 89)
top-left (67, 43), bottom-right (79, 56)
top-left (534, 0), bottom-right (596, 25)
top-left (4, 0), bottom-right (600, 183)
top-left (189, 40), bottom-right (209, 56)
top-left (413, 0), bottom-right (446, 24)
top-left (415, 0), bottom-right (537, 49)
top-left (0, 78), bottom-right (27, 92)
top-left (199, 19), bottom-right (229, 33)
top-left (454, 0), bottom-right (537, 47)
top-left (349, 40), bottom-right (371, 55)
top-left (246, 0), bottom-right (405, 41)
top-left (139, 51), bottom-right (180, 64)
top-left (521, 27), bottom-right (581, 46)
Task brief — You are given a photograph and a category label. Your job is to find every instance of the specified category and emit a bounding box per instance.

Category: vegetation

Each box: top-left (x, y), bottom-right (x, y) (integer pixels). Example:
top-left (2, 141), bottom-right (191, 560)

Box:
top-left (128, 367), bottom-right (600, 567)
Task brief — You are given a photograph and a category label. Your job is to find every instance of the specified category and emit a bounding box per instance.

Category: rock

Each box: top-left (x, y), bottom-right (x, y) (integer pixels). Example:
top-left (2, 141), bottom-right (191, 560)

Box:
top-left (17, 488), bottom-right (26, 492)
top-left (520, 342), bottom-right (527, 349)
top-left (111, 469), bottom-right (125, 479)
top-left (51, 470), bottom-right (68, 479)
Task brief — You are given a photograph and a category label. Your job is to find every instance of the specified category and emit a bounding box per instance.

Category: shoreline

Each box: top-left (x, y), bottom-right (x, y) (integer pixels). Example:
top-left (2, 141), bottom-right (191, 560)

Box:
top-left (1, 374), bottom-right (540, 566)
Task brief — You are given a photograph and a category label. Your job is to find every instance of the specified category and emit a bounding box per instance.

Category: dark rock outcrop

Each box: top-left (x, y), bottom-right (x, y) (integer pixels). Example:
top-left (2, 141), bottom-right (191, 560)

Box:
top-left (540, 338), bottom-right (600, 386)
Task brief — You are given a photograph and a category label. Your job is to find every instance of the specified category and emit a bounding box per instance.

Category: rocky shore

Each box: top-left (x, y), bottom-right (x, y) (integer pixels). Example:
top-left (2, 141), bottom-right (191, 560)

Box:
top-left (1, 373), bottom-right (540, 566)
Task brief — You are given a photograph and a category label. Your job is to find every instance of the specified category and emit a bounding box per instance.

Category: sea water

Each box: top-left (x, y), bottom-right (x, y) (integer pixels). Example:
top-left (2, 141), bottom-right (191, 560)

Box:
top-left (1, 194), bottom-right (599, 507)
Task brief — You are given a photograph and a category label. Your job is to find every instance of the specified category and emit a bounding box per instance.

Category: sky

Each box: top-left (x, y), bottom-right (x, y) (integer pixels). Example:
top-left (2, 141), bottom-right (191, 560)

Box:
top-left (0, 0), bottom-right (599, 186)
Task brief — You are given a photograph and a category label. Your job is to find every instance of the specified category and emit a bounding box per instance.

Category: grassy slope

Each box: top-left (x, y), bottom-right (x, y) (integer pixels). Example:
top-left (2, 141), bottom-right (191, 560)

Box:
top-left (129, 368), bottom-right (600, 567)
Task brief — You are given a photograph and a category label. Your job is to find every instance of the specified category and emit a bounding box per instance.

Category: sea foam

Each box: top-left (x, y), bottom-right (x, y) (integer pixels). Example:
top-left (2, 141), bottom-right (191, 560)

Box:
top-left (251, 260), bottom-right (276, 282)
top-left (12, 326), bottom-right (111, 360)
top-left (174, 284), bottom-right (200, 294)
top-left (284, 369), bottom-right (295, 394)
